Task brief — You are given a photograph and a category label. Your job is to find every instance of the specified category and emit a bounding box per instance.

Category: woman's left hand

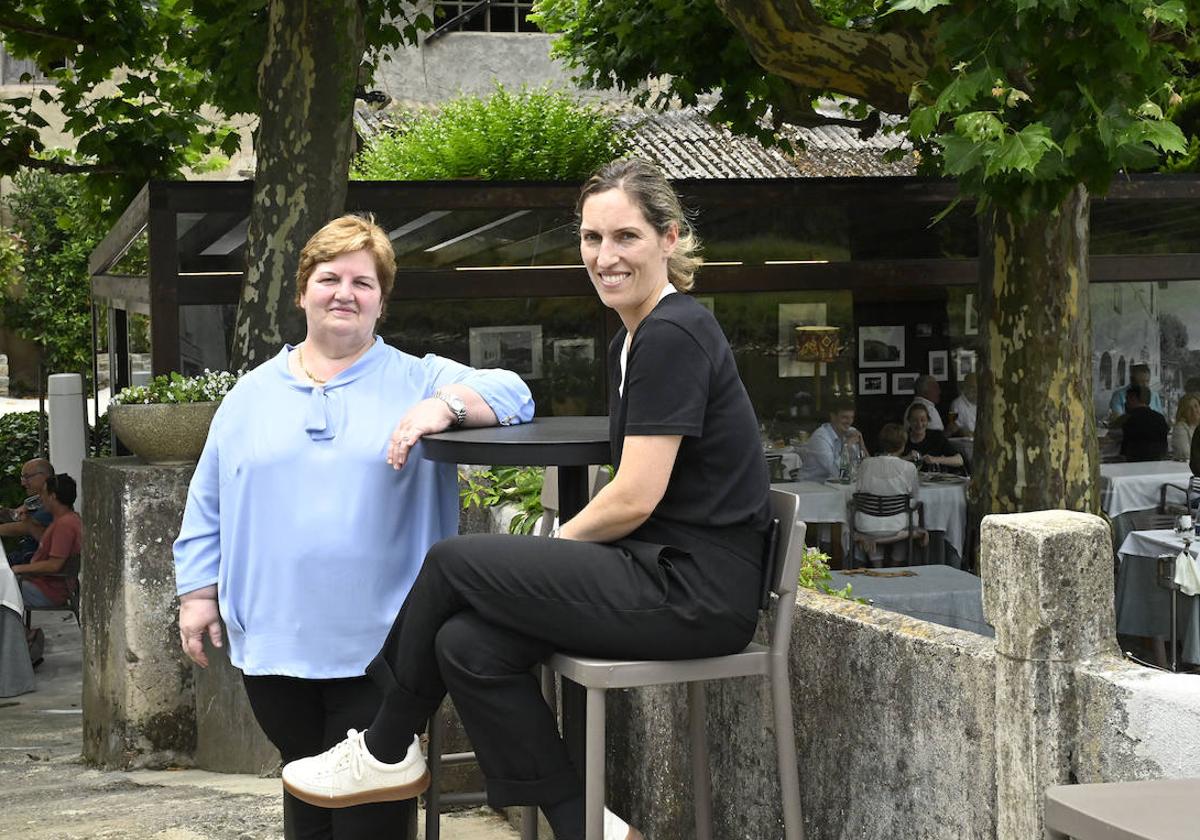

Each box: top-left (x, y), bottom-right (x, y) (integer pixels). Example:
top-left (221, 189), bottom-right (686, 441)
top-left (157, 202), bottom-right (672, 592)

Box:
top-left (388, 398), bottom-right (455, 469)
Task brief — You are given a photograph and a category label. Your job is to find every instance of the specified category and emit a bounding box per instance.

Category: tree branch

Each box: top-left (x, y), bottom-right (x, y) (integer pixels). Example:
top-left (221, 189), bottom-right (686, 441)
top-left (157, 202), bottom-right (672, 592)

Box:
top-left (0, 14), bottom-right (91, 49)
top-left (714, 0), bottom-right (932, 115)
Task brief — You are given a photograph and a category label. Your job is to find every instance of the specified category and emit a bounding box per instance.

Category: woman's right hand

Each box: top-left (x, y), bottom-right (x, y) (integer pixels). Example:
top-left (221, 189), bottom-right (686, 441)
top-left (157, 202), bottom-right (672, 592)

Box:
top-left (179, 592), bottom-right (223, 668)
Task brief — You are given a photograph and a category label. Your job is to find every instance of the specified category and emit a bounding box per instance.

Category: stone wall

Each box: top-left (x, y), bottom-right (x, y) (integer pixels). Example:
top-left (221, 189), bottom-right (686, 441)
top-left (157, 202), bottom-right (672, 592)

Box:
top-left (607, 510), bottom-right (1200, 840)
top-left (81, 458), bottom-right (198, 769)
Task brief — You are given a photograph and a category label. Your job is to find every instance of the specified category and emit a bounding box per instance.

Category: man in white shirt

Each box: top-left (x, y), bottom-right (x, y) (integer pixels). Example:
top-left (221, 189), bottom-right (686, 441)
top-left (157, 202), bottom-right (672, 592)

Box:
top-left (797, 399), bottom-right (866, 481)
top-left (907, 375), bottom-right (945, 431)
top-left (949, 372), bottom-right (978, 437)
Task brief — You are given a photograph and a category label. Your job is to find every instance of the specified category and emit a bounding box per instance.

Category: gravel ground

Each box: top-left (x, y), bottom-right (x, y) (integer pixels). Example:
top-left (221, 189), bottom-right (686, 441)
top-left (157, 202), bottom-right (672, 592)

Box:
top-left (0, 614), bottom-right (519, 840)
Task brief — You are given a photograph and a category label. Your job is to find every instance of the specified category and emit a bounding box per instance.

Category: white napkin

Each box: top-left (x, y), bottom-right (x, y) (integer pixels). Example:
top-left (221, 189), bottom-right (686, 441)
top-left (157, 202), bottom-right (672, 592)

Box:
top-left (1173, 548), bottom-right (1200, 597)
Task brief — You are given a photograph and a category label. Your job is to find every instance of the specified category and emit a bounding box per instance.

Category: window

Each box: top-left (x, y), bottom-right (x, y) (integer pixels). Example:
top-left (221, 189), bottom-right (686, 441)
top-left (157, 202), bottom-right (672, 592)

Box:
top-left (433, 1), bottom-right (539, 34)
top-left (1100, 352), bottom-right (1112, 390)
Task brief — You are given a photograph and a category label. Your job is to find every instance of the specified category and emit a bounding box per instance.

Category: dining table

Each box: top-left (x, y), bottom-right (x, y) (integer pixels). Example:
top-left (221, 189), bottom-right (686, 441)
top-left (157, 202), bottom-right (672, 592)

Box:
top-left (1100, 461), bottom-right (1194, 548)
top-left (777, 474), bottom-right (969, 565)
top-left (0, 541), bottom-right (35, 697)
top-left (421, 415), bottom-right (611, 776)
top-left (828, 564), bottom-right (992, 636)
top-left (1115, 529), bottom-right (1200, 666)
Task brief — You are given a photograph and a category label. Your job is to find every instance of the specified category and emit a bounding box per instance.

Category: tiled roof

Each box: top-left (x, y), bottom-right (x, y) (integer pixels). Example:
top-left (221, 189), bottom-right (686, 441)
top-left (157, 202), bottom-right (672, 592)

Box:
top-left (354, 102), bottom-right (916, 179)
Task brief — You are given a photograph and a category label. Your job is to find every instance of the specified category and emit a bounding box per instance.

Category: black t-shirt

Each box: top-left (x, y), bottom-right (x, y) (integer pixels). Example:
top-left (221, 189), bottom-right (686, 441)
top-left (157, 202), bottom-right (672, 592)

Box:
top-left (1121, 406), bottom-right (1169, 461)
top-left (608, 294), bottom-right (770, 559)
top-left (903, 429), bottom-right (959, 460)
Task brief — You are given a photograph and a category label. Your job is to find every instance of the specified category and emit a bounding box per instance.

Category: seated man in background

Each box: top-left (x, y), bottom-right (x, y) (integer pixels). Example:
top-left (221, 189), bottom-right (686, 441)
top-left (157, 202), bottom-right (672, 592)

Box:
top-left (907, 374), bottom-right (946, 431)
top-left (948, 372), bottom-right (978, 438)
top-left (1109, 363), bottom-right (1163, 423)
top-left (797, 399), bottom-right (867, 481)
top-left (12, 473), bottom-right (81, 610)
top-left (0, 458), bottom-right (54, 566)
top-left (1118, 385), bottom-right (1169, 462)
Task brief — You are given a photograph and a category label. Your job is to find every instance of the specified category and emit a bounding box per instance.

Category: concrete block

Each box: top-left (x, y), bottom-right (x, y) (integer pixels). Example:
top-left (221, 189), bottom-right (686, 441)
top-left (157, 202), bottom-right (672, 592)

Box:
top-left (981, 510), bottom-right (1116, 661)
top-left (81, 458), bottom-right (198, 769)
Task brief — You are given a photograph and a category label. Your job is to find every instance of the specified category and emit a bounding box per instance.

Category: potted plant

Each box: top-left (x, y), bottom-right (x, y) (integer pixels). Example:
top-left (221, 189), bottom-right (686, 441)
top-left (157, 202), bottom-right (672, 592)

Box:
top-left (108, 370), bottom-right (240, 465)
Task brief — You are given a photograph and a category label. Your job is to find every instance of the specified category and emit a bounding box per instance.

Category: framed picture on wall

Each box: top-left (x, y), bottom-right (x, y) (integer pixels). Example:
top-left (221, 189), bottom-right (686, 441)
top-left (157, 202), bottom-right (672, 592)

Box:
top-left (469, 325), bottom-right (544, 379)
top-left (928, 350), bottom-right (949, 382)
top-left (858, 325), bottom-right (905, 368)
top-left (892, 372), bottom-right (918, 395)
top-left (953, 348), bottom-right (977, 382)
top-left (859, 372), bottom-right (887, 395)
top-left (965, 293), bottom-right (979, 336)
top-left (552, 338), bottom-right (594, 365)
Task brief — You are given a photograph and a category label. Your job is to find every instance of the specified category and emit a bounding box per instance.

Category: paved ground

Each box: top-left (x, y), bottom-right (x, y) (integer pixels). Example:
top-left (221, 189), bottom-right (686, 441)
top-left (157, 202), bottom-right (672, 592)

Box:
top-left (0, 614), bottom-right (520, 839)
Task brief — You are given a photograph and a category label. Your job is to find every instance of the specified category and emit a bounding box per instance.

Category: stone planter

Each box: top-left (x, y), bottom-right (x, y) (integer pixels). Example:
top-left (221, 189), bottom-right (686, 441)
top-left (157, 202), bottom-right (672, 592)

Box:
top-left (109, 401), bottom-right (220, 465)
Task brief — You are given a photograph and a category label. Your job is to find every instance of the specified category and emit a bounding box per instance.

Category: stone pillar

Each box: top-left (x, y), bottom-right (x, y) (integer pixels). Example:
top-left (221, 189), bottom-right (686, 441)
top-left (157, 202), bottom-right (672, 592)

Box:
top-left (981, 510), bottom-right (1118, 840)
top-left (82, 458), bottom-right (198, 769)
top-left (81, 458), bottom-right (276, 772)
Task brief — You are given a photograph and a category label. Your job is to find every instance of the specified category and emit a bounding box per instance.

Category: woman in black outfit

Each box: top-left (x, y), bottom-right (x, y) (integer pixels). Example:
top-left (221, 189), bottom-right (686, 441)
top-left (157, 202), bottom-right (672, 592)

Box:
top-left (280, 159), bottom-right (771, 840)
top-left (903, 402), bottom-right (965, 473)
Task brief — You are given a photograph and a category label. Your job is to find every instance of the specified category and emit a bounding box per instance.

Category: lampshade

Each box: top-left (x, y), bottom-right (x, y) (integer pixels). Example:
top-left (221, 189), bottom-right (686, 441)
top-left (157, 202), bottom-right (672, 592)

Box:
top-left (794, 326), bottom-right (843, 363)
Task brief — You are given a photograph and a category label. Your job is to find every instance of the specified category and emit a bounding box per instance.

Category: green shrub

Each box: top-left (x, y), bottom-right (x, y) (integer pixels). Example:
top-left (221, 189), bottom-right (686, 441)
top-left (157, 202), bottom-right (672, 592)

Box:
top-left (460, 466), bottom-right (545, 534)
top-left (1, 171), bottom-right (112, 384)
top-left (352, 85), bottom-right (630, 181)
top-left (0, 412), bottom-right (46, 508)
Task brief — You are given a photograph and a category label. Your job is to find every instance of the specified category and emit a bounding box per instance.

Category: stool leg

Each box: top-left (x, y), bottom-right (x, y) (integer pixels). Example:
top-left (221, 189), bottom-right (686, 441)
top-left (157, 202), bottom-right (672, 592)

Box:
top-left (520, 805), bottom-right (538, 840)
top-left (426, 708), bottom-right (442, 840)
top-left (584, 687), bottom-right (606, 840)
top-left (688, 681), bottom-right (713, 840)
top-left (770, 658), bottom-right (804, 840)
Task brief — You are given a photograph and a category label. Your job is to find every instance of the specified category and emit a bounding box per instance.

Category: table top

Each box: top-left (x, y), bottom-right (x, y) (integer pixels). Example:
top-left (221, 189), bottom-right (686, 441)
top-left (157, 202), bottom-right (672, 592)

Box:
top-left (828, 565), bottom-right (991, 636)
top-left (422, 416), bottom-right (611, 467)
top-left (1118, 529), bottom-right (1199, 560)
top-left (1100, 461), bottom-right (1193, 518)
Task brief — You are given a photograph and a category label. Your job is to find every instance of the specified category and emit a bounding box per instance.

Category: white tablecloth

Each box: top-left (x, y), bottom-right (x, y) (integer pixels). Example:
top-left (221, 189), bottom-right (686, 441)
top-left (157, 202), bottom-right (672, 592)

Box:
top-left (828, 565), bottom-right (992, 636)
top-left (1116, 529), bottom-right (1200, 665)
top-left (1100, 462), bottom-right (1193, 519)
top-left (0, 545), bottom-right (34, 698)
top-left (777, 478), bottom-right (969, 557)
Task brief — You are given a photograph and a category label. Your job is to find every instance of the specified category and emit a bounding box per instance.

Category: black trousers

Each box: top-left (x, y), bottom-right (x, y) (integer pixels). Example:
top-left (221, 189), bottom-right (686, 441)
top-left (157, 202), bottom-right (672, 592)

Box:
top-left (242, 674), bottom-right (415, 840)
top-left (367, 531), bottom-right (761, 809)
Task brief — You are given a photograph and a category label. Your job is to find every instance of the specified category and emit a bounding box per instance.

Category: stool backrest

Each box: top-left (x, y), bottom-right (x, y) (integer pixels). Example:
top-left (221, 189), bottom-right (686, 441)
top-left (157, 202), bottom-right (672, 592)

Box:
top-left (851, 492), bottom-right (912, 518)
top-left (767, 489), bottom-right (807, 658)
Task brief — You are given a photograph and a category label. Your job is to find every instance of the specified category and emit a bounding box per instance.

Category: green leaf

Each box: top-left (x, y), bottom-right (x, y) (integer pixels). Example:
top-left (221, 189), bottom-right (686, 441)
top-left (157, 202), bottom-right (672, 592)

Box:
top-left (955, 111), bottom-right (1004, 142)
top-left (885, 0), bottom-right (952, 14)
top-left (938, 133), bottom-right (988, 176)
top-left (1137, 119), bottom-right (1188, 154)
top-left (907, 105), bottom-right (939, 138)
top-left (985, 125), bottom-right (1059, 177)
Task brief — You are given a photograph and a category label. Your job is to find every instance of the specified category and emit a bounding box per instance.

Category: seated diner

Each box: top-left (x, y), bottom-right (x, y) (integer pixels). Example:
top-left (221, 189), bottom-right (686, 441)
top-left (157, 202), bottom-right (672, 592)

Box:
top-left (796, 399), bottom-right (867, 482)
top-left (903, 403), bottom-right (964, 473)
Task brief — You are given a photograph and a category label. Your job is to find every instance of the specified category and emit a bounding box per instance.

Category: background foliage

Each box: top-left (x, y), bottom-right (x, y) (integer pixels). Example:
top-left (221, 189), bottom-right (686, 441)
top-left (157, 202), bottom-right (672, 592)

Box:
top-left (0, 411), bottom-right (45, 508)
top-left (0, 170), bottom-right (109, 383)
top-left (352, 86), bottom-right (631, 181)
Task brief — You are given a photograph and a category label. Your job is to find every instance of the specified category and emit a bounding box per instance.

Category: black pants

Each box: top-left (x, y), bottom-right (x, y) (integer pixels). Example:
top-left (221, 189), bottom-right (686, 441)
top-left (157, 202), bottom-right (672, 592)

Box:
top-left (367, 531), bottom-right (760, 809)
top-left (242, 674), bottom-right (415, 840)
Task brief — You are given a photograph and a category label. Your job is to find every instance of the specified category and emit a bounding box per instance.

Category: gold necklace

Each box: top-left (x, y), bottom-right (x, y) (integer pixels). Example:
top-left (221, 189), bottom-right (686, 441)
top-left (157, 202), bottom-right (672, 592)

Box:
top-left (297, 344), bottom-right (327, 385)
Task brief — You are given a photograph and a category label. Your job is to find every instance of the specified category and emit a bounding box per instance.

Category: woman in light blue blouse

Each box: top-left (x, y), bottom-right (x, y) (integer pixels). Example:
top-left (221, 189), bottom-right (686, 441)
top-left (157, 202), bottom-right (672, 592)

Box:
top-left (173, 214), bottom-right (533, 840)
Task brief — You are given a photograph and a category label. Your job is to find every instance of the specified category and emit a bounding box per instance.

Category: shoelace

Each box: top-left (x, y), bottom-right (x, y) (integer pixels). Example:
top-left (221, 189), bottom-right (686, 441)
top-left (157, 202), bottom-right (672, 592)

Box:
top-left (321, 729), bottom-right (366, 783)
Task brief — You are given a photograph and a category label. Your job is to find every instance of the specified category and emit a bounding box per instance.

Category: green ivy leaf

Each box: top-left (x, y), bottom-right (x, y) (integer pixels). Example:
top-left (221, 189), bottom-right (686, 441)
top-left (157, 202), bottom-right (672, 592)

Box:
top-left (884, 0), bottom-right (952, 14)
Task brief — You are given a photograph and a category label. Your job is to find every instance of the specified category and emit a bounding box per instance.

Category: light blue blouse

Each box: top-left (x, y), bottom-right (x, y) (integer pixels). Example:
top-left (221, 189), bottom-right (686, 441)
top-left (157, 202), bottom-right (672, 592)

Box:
top-left (173, 338), bottom-right (534, 678)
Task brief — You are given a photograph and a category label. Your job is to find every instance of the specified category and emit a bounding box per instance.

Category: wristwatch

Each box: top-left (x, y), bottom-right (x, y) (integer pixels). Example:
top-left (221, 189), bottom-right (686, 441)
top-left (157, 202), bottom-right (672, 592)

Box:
top-left (433, 389), bottom-right (467, 427)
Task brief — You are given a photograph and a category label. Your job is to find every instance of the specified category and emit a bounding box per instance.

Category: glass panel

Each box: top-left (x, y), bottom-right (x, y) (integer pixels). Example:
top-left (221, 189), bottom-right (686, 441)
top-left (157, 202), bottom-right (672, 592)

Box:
top-left (380, 296), bottom-right (609, 415)
top-left (1091, 200), bottom-right (1200, 255)
top-left (179, 305), bottom-right (237, 376)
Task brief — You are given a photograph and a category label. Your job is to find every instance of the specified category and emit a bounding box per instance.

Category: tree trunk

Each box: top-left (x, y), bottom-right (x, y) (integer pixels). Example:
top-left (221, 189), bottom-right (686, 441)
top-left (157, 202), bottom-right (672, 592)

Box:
top-left (974, 186), bottom-right (1100, 516)
top-left (230, 0), bottom-right (365, 370)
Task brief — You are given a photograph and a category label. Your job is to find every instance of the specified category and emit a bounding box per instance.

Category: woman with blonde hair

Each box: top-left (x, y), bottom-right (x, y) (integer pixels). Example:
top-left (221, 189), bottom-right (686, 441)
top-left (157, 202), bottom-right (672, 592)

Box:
top-left (282, 160), bottom-right (771, 840)
top-left (174, 214), bottom-right (533, 840)
top-left (1171, 394), bottom-right (1200, 460)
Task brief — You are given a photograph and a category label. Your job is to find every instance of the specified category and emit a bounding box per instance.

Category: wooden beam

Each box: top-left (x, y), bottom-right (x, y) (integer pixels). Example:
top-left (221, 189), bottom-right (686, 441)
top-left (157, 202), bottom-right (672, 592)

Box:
top-left (88, 183), bottom-right (149, 276)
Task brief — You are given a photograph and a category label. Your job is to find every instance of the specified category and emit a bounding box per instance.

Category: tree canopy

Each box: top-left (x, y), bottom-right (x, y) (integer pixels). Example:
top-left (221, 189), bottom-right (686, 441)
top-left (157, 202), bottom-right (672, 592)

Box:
top-left (535, 0), bottom-right (1196, 215)
top-left (0, 0), bottom-right (432, 208)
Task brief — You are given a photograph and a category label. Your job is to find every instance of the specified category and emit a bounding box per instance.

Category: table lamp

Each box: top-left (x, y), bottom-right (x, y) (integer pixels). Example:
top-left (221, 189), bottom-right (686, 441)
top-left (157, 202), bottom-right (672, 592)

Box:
top-left (794, 326), bottom-right (844, 413)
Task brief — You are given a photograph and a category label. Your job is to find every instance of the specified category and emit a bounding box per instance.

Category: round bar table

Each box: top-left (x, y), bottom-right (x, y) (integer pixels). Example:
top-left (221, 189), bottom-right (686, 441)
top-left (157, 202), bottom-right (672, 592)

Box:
top-left (422, 416), bottom-right (611, 523)
top-left (422, 415), bottom-right (611, 780)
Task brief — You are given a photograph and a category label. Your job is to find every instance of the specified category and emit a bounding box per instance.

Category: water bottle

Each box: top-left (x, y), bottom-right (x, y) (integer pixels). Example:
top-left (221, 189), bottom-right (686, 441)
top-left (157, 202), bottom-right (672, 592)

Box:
top-left (838, 445), bottom-right (851, 482)
top-left (846, 441), bottom-right (863, 481)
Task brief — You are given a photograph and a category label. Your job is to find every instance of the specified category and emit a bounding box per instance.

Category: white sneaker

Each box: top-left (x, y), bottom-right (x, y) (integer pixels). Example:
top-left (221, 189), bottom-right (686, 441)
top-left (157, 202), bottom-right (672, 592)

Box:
top-left (282, 730), bottom-right (429, 808)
